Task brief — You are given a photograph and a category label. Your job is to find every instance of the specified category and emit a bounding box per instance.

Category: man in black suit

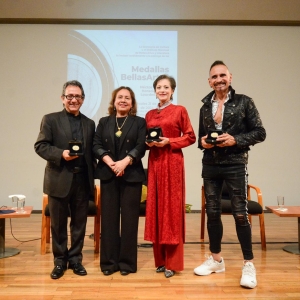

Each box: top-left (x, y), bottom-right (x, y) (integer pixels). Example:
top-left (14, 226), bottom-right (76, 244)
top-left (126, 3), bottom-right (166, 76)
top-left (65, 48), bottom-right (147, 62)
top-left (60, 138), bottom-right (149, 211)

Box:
top-left (35, 80), bottom-right (95, 279)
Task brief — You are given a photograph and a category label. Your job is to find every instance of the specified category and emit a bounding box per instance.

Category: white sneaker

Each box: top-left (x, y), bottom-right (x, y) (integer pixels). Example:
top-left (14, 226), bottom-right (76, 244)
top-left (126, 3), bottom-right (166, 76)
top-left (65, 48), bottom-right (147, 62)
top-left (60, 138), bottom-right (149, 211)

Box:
top-left (194, 255), bottom-right (225, 276)
top-left (240, 262), bottom-right (257, 289)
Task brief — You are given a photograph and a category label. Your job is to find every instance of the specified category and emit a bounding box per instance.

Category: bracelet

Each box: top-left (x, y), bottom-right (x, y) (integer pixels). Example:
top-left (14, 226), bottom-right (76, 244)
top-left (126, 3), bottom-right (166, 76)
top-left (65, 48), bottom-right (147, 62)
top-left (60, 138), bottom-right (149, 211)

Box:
top-left (127, 155), bottom-right (133, 165)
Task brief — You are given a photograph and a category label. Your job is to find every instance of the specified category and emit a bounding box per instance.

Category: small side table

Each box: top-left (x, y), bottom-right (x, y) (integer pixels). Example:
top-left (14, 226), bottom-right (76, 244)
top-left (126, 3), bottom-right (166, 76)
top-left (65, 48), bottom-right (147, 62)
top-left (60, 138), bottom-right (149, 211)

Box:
top-left (266, 206), bottom-right (300, 254)
top-left (0, 206), bottom-right (33, 258)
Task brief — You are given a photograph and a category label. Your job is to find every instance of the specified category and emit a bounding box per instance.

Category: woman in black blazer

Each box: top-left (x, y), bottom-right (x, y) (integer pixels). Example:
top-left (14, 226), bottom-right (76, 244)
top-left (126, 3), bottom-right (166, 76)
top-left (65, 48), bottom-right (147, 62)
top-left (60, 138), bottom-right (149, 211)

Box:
top-left (93, 86), bottom-right (146, 276)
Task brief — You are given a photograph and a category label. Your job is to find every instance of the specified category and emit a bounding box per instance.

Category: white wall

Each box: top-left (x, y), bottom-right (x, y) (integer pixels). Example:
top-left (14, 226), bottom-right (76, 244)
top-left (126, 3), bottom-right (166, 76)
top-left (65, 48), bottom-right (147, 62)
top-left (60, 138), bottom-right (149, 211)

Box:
top-left (0, 24), bottom-right (299, 210)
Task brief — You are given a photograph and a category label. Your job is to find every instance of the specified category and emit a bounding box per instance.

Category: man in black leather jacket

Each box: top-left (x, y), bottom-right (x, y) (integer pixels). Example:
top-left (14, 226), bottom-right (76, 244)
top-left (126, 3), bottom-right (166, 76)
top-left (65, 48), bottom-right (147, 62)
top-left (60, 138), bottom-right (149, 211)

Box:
top-left (194, 61), bottom-right (266, 289)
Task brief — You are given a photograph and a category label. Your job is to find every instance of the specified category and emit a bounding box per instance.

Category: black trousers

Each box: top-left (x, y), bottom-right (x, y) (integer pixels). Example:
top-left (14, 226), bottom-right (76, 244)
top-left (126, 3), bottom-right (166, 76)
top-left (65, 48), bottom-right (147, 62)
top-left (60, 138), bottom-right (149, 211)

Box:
top-left (48, 172), bottom-right (89, 267)
top-left (100, 176), bottom-right (142, 273)
top-left (202, 164), bottom-right (253, 260)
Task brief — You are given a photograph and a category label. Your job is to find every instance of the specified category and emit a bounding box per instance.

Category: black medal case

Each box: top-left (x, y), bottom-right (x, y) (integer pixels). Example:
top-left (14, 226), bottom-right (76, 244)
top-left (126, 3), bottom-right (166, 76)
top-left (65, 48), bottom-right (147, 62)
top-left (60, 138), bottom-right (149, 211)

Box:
top-left (69, 140), bottom-right (83, 156)
top-left (146, 127), bottom-right (163, 142)
top-left (205, 129), bottom-right (223, 144)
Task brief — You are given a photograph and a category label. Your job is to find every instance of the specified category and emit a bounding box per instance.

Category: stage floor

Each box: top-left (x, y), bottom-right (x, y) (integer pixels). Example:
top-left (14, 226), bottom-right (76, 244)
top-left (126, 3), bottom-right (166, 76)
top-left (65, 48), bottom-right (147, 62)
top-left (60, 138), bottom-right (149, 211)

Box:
top-left (0, 212), bottom-right (300, 299)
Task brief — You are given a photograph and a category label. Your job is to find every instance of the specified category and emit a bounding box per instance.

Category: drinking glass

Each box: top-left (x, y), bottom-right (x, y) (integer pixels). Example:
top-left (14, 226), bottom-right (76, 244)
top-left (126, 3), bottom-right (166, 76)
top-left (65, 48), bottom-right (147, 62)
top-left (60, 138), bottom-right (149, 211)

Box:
top-left (11, 196), bottom-right (18, 210)
top-left (277, 196), bottom-right (284, 211)
top-left (17, 197), bottom-right (26, 213)
top-left (9, 194), bottom-right (26, 212)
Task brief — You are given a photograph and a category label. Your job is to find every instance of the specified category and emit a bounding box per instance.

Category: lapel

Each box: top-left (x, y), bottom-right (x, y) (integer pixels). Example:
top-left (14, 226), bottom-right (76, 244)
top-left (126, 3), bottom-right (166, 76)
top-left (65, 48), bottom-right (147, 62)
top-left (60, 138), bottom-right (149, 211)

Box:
top-left (81, 113), bottom-right (88, 149)
top-left (108, 115), bottom-right (116, 145)
top-left (59, 110), bottom-right (73, 141)
top-left (203, 99), bottom-right (215, 128)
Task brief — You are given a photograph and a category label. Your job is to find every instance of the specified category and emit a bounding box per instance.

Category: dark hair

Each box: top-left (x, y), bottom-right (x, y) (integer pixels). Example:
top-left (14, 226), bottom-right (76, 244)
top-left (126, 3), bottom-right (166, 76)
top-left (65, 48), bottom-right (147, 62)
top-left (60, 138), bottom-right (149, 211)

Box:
top-left (153, 74), bottom-right (177, 90)
top-left (61, 80), bottom-right (85, 98)
top-left (209, 60), bottom-right (227, 71)
top-left (108, 86), bottom-right (137, 116)
top-left (153, 74), bottom-right (176, 100)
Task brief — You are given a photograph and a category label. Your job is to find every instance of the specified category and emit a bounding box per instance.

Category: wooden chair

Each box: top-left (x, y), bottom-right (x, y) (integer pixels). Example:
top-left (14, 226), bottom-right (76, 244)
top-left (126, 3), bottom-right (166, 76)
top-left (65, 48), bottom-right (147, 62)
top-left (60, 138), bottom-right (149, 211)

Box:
top-left (200, 183), bottom-right (266, 251)
top-left (41, 185), bottom-right (101, 254)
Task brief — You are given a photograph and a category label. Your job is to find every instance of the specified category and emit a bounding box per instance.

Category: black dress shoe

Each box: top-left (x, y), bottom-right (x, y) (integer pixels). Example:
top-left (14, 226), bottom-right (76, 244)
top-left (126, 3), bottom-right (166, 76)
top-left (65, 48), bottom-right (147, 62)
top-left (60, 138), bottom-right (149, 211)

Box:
top-left (120, 270), bottom-right (130, 276)
top-left (156, 265), bottom-right (165, 273)
top-left (50, 265), bottom-right (66, 280)
top-left (164, 269), bottom-right (175, 278)
top-left (68, 263), bottom-right (87, 276)
top-left (103, 270), bottom-right (114, 276)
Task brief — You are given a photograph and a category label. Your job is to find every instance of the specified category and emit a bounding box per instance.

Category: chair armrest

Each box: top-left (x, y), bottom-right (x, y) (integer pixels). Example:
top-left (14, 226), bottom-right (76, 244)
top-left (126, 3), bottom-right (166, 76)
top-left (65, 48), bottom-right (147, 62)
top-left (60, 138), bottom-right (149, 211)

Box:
top-left (42, 193), bottom-right (48, 211)
top-left (94, 185), bottom-right (101, 207)
top-left (247, 184), bottom-right (264, 208)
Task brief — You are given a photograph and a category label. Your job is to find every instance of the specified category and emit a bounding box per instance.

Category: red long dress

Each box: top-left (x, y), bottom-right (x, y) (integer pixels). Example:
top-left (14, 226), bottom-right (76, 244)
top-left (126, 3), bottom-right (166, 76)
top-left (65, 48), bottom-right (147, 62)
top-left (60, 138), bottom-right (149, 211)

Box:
top-left (144, 104), bottom-right (196, 270)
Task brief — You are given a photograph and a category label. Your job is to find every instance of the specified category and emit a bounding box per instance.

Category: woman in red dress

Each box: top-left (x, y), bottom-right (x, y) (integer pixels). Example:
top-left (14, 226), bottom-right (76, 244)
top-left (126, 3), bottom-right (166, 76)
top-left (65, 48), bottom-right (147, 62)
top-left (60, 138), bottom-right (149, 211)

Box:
top-left (144, 74), bottom-right (196, 278)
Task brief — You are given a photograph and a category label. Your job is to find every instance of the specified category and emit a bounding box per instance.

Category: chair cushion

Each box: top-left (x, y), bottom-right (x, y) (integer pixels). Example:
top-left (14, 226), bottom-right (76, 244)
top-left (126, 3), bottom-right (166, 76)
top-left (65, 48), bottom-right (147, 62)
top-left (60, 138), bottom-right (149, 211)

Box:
top-left (221, 199), bottom-right (263, 214)
top-left (44, 200), bottom-right (97, 216)
top-left (219, 182), bottom-right (263, 214)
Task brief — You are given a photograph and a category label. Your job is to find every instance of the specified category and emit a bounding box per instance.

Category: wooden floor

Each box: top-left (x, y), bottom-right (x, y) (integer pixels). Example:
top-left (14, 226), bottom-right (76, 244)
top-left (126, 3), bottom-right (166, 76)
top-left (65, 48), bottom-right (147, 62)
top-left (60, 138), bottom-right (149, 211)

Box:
top-left (1, 212), bottom-right (300, 299)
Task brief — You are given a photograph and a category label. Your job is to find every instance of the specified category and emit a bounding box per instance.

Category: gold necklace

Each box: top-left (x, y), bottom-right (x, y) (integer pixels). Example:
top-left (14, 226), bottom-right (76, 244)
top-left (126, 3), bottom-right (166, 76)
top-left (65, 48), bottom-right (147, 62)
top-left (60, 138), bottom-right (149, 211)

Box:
top-left (115, 115), bottom-right (128, 137)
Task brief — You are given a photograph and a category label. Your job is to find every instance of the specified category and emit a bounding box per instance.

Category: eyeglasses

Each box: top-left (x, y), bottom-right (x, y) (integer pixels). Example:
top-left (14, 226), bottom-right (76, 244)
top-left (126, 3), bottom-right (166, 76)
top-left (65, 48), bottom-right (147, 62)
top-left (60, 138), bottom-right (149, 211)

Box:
top-left (63, 94), bottom-right (84, 100)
